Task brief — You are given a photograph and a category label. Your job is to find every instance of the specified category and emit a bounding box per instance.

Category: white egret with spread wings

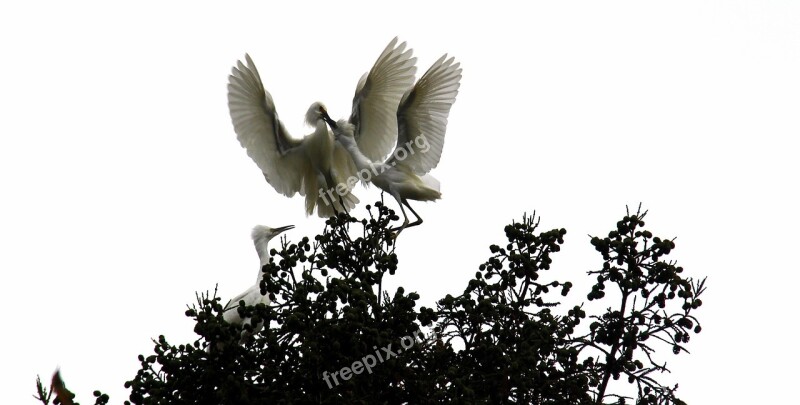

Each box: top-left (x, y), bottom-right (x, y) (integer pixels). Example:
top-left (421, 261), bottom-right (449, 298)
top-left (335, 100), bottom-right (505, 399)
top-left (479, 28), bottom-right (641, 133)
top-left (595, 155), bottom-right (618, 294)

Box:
top-left (324, 55), bottom-right (462, 234)
top-left (227, 38), bottom-right (416, 217)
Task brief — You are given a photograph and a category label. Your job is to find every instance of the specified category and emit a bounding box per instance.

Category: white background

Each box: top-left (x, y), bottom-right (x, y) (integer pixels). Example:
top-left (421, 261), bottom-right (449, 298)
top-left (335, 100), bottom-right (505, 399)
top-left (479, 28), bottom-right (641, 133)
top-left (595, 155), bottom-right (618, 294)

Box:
top-left (2, 1), bottom-right (798, 403)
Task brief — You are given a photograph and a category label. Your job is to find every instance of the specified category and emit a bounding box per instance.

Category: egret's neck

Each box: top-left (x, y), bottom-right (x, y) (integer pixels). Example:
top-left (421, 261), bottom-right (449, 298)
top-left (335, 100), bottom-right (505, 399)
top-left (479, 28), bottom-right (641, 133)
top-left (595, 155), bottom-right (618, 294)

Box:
top-left (306, 120), bottom-right (334, 166)
top-left (337, 134), bottom-right (376, 172)
top-left (253, 235), bottom-right (273, 283)
top-left (310, 119), bottom-right (333, 144)
top-left (316, 119), bottom-right (330, 137)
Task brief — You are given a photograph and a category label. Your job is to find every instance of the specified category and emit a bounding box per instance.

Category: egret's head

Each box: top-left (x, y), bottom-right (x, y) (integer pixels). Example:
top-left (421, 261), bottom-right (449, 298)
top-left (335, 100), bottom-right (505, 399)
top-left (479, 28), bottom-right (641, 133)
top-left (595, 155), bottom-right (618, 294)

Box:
top-left (252, 225), bottom-right (294, 265)
top-left (305, 102), bottom-right (328, 127)
top-left (252, 225), bottom-right (295, 242)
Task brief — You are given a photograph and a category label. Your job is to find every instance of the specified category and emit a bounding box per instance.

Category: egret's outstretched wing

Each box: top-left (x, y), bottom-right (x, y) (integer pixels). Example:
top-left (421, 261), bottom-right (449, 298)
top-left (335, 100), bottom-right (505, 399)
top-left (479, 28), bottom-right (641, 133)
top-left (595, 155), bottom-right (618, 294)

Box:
top-left (349, 37), bottom-right (417, 162)
top-left (392, 55), bottom-right (462, 175)
top-left (228, 54), bottom-right (310, 197)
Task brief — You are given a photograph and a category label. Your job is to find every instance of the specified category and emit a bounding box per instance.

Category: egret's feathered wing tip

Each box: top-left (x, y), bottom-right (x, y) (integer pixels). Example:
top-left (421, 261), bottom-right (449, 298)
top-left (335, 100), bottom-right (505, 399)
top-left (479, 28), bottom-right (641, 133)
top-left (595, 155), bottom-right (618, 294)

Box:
top-left (348, 36), bottom-right (418, 162)
top-left (392, 52), bottom-right (462, 175)
top-left (228, 51), bottom-right (310, 199)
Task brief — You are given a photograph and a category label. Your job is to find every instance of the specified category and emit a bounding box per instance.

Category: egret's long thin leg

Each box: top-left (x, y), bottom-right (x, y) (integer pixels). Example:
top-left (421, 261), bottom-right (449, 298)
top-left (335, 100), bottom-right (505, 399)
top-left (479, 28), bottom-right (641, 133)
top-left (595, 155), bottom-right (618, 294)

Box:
top-left (339, 194), bottom-right (351, 215)
top-left (394, 203), bottom-right (411, 235)
top-left (325, 198), bottom-right (342, 218)
top-left (333, 195), bottom-right (346, 216)
top-left (388, 195), bottom-right (411, 234)
top-left (402, 199), bottom-right (424, 229)
top-left (335, 183), bottom-right (355, 217)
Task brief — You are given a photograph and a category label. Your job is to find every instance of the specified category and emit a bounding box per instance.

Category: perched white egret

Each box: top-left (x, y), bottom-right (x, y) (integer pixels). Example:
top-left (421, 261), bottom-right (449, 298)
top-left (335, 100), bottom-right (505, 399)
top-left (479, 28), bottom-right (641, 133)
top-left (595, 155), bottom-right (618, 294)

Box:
top-left (227, 37), bottom-right (416, 217)
top-left (222, 224), bottom-right (293, 344)
top-left (324, 54), bottom-right (462, 234)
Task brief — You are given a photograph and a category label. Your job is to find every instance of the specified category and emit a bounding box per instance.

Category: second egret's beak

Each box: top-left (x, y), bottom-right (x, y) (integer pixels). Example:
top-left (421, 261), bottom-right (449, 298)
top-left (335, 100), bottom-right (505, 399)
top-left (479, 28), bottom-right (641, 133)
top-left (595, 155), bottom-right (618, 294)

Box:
top-left (274, 225), bottom-right (294, 234)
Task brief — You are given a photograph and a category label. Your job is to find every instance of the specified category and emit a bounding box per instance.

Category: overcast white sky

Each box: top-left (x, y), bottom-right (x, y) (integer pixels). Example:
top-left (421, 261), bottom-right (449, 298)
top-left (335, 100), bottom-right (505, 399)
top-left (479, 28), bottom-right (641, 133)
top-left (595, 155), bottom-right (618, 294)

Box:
top-left (2, 1), bottom-right (799, 403)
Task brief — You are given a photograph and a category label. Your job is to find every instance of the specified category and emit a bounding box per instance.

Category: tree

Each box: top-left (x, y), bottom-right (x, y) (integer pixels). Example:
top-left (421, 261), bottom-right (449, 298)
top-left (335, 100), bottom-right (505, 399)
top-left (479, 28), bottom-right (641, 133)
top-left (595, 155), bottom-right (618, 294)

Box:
top-left (36, 202), bottom-right (706, 404)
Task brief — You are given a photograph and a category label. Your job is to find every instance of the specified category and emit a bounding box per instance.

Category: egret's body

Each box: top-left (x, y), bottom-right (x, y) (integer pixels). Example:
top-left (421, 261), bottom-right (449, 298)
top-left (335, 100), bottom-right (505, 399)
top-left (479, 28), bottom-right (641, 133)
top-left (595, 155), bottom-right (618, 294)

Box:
top-left (335, 134), bottom-right (442, 202)
top-left (222, 225), bottom-right (293, 344)
top-left (326, 55), bottom-right (462, 234)
top-left (333, 124), bottom-right (441, 233)
top-left (228, 57), bottom-right (354, 217)
top-left (227, 38), bottom-right (416, 217)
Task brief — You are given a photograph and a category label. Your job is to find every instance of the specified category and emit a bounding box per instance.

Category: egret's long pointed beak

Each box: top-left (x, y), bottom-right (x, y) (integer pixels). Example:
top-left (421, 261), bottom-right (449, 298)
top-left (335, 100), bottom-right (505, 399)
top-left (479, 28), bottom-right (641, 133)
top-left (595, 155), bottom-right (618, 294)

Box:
top-left (274, 225), bottom-right (294, 234)
top-left (321, 110), bottom-right (337, 129)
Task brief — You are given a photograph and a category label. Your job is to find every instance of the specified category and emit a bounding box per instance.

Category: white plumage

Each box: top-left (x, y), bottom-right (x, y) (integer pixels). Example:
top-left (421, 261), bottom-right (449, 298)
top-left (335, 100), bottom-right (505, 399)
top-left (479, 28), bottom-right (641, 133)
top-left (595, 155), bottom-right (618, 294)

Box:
top-left (344, 37), bottom-right (418, 163)
top-left (222, 225), bottom-right (293, 344)
top-left (227, 38), bottom-right (416, 217)
top-left (324, 55), bottom-right (462, 234)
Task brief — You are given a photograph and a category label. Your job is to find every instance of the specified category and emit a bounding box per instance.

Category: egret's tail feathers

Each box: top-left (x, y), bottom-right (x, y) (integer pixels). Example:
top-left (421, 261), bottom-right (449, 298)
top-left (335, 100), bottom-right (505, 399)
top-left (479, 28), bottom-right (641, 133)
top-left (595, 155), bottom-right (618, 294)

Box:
top-left (299, 167), bottom-right (361, 217)
top-left (409, 173), bottom-right (442, 201)
top-left (420, 174), bottom-right (441, 193)
top-left (315, 189), bottom-right (359, 218)
top-left (299, 167), bottom-right (321, 217)
top-left (315, 195), bottom-right (337, 218)
top-left (305, 192), bottom-right (317, 217)
top-left (343, 191), bottom-right (360, 210)
top-left (312, 164), bottom-right (361, 217)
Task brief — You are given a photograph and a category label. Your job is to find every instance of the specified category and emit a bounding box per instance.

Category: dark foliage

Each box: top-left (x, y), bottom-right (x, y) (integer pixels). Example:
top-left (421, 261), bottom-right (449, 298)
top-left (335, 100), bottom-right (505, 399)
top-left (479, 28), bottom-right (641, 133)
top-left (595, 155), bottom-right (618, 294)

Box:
top-left (36, 203), bottom-right (705, 404)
